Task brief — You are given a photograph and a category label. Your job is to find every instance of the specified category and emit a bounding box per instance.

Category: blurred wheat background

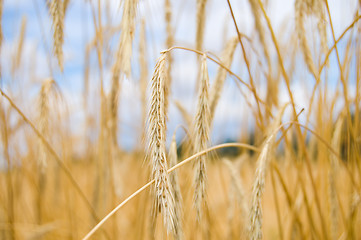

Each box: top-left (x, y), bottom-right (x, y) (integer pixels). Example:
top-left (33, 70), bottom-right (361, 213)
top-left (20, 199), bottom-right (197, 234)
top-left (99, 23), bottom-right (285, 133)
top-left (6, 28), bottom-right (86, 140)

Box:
top-left (0, 0), bottom-right (361, 239)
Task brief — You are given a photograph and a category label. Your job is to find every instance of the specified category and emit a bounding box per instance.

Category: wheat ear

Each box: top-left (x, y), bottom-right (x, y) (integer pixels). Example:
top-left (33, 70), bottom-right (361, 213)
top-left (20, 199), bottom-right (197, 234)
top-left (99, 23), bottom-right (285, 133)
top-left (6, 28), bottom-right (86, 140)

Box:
top-left (37, 78), bottom-right (57, 171)
top-left (50, 0), bottom-right (64, 71)
top-left (12, 17), bottom-right (26, 76)
top-left (248, 0), bottom-right (270, 66)
top-left (193, 54), bottom-right (211, 220)
top-left (249, 136), bottom-right (272, 240)
top-left (63, 0), bottom-right (70, 15)
top-left (295, 0), bottom-right (317, 79)
top-left (249, 104), bottom-right (287, 240)
top-left (109, 0), bottom-right (138, 145)
top-left (148, 53), bottom-right (175, 233)
top-left (314, 0), bottom-right (328, 55)
top-left (209, 37), bottom-right (238, 122)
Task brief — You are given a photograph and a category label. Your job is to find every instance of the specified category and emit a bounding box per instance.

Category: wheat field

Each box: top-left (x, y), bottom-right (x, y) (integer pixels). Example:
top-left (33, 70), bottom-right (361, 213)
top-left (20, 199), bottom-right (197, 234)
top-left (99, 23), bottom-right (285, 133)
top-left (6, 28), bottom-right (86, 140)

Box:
top-left (0, 0), bottom-right (361, 239)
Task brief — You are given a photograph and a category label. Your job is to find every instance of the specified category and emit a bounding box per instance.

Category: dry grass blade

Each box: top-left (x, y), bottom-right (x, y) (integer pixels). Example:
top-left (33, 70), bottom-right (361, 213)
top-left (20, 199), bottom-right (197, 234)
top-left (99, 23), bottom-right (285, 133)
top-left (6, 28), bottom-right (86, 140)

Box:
top-left (50, 0), bottom-right (64, 72)
top-left (148, 53), bottom-right (175, 233)
top-left (193, 54), bottom-right (211, 220)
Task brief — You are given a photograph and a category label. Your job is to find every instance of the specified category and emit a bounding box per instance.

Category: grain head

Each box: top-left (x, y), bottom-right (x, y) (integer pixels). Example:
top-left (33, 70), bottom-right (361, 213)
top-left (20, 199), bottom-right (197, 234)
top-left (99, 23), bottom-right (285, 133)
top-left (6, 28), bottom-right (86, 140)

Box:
top-left (50, 0), bottom-right (64, 72)
top-left (148, 53), bottom-right (176, 234)
top-left (209, 36), bottom-right (238, 122)
top-left (193, 54), bottom-right (211, 220)
top-left (295, 0), bottom-right (317, 79)
top-left (109, 0), bottom-right (138, 145)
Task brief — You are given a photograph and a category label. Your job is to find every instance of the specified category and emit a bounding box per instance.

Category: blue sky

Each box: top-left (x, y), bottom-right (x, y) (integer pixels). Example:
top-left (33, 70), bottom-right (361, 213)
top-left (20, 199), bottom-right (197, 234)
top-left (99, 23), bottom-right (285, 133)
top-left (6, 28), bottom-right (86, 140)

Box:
top-left (1, 0), bottom-right (359, 152)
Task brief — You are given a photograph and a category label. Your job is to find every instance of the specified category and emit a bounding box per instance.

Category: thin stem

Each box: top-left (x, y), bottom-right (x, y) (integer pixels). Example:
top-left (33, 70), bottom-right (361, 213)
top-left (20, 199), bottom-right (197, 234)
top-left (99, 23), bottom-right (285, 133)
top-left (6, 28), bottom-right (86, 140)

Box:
top-left (82, 119), bottom-right (361, 240)
top-left (256, 1), bottom-right (329, 238)
top-left (162, 46), bottom-right (269, 108)
top-left (318, 15), bottom-right (361, 78)
top-left (0, 89), bottom-right (100, 223)
top-left (270, 164), bottom-right (284, 240)
top-left (324, 0), bottom-right (355, 142)
top-left (226, 0), bottom-right (264, 130)
top-left (0, 102), bottom-right (15, 240)
top-left (82, 142), bottom-right (259, 240)
top-left (271, 162), bottom-right (311, 239)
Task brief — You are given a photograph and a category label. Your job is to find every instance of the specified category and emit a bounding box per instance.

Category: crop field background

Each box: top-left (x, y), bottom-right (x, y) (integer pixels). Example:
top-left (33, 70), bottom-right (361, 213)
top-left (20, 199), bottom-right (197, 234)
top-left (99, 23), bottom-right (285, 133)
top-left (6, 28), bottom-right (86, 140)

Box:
top-left (0, 0), bottom-right (361, 239)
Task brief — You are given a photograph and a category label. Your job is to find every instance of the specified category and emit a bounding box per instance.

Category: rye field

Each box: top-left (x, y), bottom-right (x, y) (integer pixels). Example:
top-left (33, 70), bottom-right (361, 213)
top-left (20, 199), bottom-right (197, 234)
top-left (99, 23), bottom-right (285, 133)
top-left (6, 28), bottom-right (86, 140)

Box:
top-left (0, 0), bottom-right (361, 239)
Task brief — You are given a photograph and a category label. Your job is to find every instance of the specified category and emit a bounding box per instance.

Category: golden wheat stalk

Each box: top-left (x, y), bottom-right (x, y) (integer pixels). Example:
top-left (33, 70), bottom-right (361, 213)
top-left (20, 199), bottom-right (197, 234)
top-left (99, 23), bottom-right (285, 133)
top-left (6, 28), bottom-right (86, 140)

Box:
top-left (248, 0), bottom-right (270, 66)
top-left (328, 114), bottom-right (343, 240)
top-left (109, 0), bottom-right (138, 145)
top-left (295, 0), bottom-right (317, 79)
top-left (50, 0), bottom-right (64, 72)
top-left (249, 104), bottom-right (287, 240)
top-left (139, 19), bottom-right (148, 143)
top-left (37, 78), bottom-right (56, 171)
top-left (249, 137), bottom-right (271, 240)
top-left (196, 0), bottom-right (208, 51)
top-left (148, 53), bottom-right (175, 233)
top-left (164, 0), bottom-right (174, 115)
top-left (63, 0), bottom-right (70, 15)
top-left (209, 36), bottom-right (238, 122)
top-left (224, 157), bottom-right (249, 238)
top-left (224, 158), bottom-right (248, 219)
top-left (193, 54), bottom-right (211, 220)
top-left (169, 133), bottom-right (184, 240)
top-left (12, 17), bottom-right (26, 76)
top-left (0, 98), bottom-right (16, 240)
top-left (314, 0), bottom-right (328, 55)
top-left (36, 78), bottom-right (61, 225)
top-left (113, 0), bottom-right (137, 80)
